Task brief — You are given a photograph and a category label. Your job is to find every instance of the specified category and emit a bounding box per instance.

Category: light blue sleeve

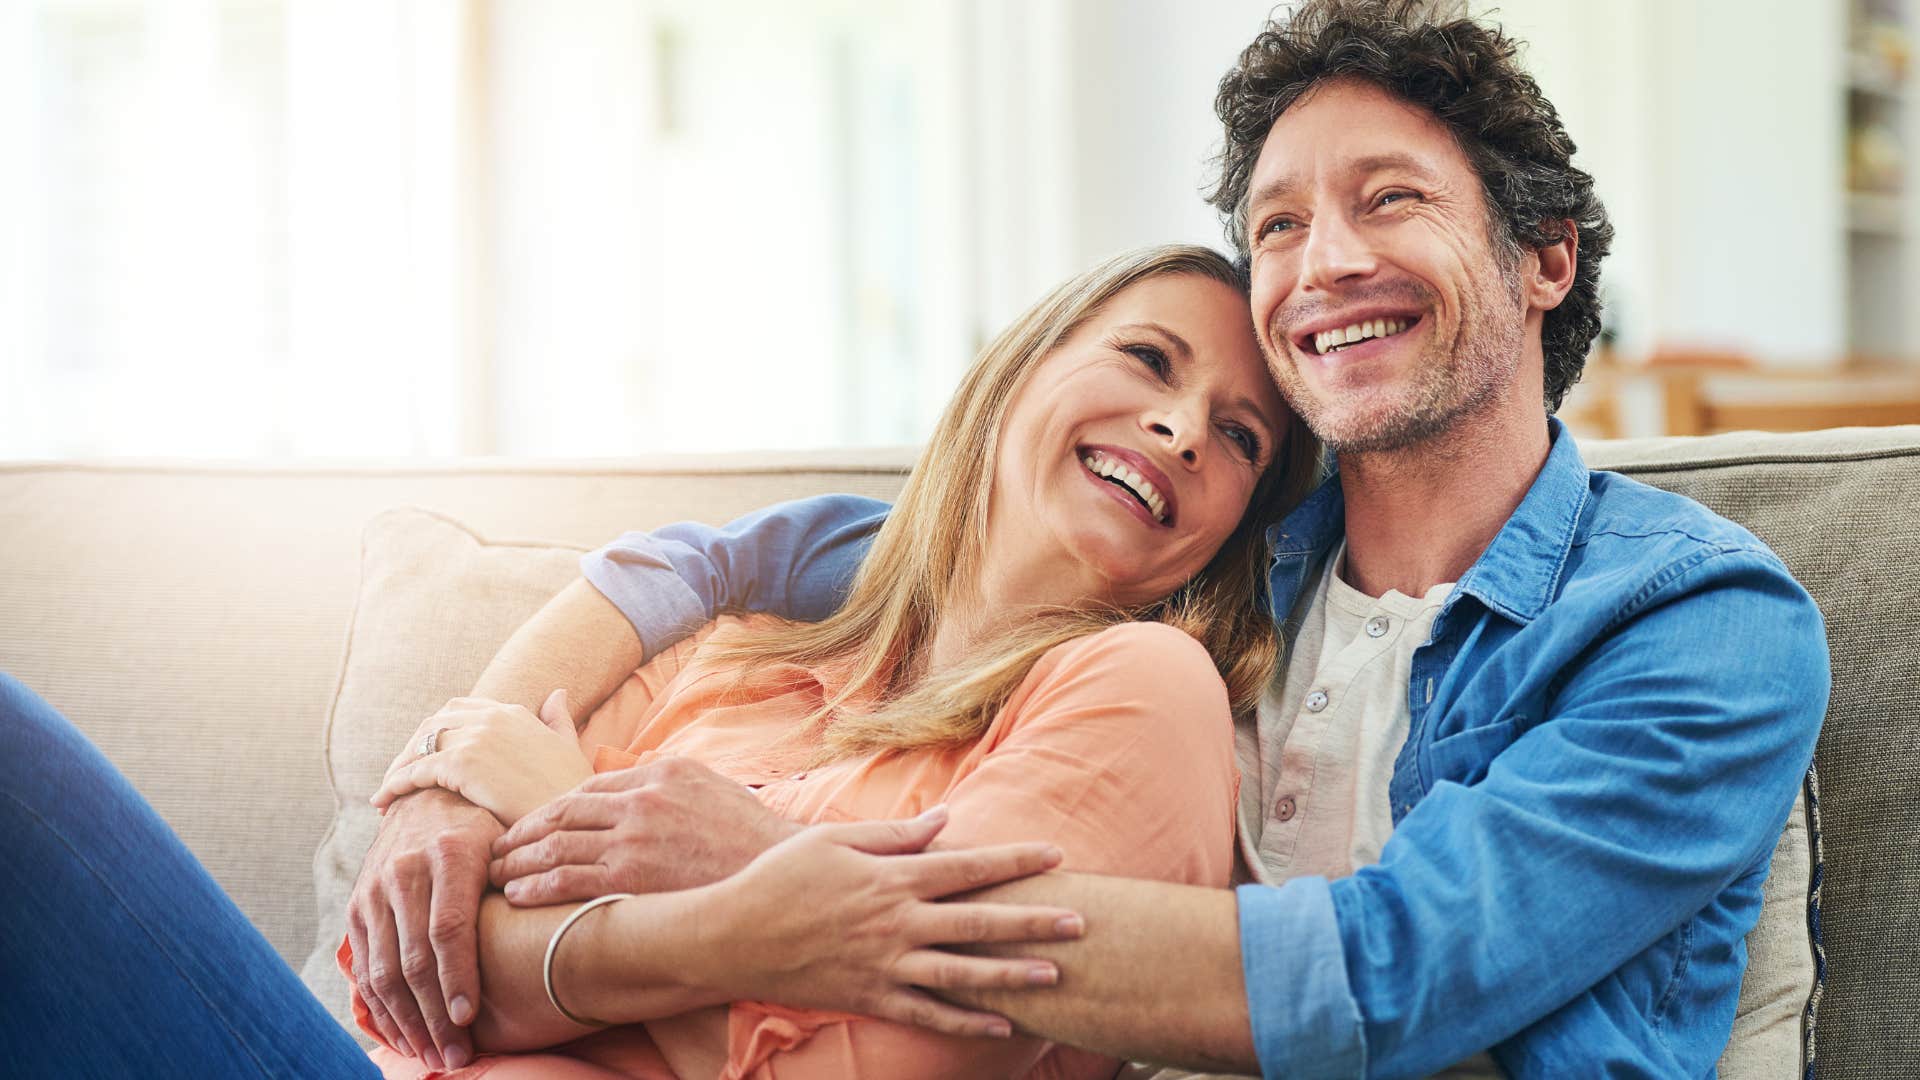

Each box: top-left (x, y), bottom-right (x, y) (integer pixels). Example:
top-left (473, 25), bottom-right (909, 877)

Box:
top-left (579, 493), bottom-right (890, 658)
top-left (1237, 879), bottom-right (1368, 1079)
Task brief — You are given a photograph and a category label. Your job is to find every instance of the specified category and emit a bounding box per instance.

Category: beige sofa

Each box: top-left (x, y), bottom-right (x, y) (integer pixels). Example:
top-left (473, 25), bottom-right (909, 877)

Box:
top-left (2, 428), bottom-right (1915, 1078)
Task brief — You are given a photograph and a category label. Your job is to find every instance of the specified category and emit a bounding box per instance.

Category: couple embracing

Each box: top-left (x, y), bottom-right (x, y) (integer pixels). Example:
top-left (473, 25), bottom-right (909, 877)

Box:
top-left (0, 2), bottom-right (1827, 1078)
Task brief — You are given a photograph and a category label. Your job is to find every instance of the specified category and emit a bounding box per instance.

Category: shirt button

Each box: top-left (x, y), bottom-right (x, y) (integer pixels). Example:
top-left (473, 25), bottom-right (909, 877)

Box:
top-left (1305, 689), bottom-right (1329, 712)
top-left (1274, 795), bottom-right (1297, 822)
top-left (1366, 615), bottom-right (1390, 638)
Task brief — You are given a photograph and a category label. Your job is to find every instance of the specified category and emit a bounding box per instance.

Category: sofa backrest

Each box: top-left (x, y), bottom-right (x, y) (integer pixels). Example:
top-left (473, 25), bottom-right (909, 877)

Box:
top-left (3, 425), bottom-right (1914, 1075)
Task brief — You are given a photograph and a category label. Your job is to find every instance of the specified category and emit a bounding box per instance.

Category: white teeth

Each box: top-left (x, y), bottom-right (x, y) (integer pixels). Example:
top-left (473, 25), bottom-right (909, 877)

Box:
top-left (1078, 452), bottom-right (1168, 523)
top-left (1313, 317), bottom-right (1411, 354)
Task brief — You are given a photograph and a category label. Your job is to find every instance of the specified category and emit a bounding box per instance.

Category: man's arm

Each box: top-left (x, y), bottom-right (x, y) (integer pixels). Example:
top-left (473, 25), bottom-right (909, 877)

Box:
top-left (948, 552), bottom-right (1827, 1078)
top-left (953, 874), bottom-right (1259, 1073)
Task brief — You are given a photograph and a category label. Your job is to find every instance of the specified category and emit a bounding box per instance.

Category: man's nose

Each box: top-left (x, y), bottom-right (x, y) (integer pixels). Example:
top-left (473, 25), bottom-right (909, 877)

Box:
top-left (1297, 210), bottom-right (1377, 291)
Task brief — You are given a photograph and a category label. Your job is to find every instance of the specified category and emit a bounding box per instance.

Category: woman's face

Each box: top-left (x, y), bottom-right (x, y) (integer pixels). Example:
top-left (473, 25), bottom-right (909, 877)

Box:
top-left (987, 272), bottom-right (1289, 609)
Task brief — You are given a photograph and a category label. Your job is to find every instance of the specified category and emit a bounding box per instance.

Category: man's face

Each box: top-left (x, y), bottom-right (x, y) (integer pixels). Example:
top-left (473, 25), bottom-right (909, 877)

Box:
top-left (1242, 77), bottom-right (1531, 454)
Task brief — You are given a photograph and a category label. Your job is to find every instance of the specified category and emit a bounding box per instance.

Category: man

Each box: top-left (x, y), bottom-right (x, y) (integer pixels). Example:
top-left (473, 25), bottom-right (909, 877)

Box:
top-left (350, 1), bottom-right (1828, 1075)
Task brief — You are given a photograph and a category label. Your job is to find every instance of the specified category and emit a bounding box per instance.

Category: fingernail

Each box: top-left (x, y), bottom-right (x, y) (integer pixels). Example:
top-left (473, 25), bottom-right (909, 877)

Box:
top-left (1043, 845), bottom-right (1064, 865)
top-left (1027, 964), bottom-right (1057, 986)
top-left (987, 1021), bottom-right (1012, 1038)
top-left (444, 1043), bottom-right (470, 1069)
top-left (395, 1035), bottom-right (414, 1058)
top-left (449, 995), bottom-right (473, 1025)
top-left (424, 1047), bottom-right (445, 1071)
top-left (504, 881), bottom-right (524, 902)
top-left (1054, 915), bottom-right (1084, 937)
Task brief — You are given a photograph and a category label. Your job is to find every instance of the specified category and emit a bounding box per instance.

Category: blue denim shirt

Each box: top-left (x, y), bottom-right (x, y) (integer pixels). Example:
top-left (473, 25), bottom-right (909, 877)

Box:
top-left (580, 420), bottom-right (1828, 1078)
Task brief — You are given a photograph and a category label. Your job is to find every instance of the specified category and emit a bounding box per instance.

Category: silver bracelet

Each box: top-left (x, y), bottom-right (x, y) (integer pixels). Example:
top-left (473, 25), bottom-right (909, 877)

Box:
top-left (542, 892), bottom-right (636, 1027)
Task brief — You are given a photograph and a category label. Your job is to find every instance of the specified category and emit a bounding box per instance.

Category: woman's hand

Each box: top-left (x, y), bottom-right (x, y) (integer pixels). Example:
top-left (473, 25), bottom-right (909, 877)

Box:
top-left (373, 691), bottom-right (593, 826)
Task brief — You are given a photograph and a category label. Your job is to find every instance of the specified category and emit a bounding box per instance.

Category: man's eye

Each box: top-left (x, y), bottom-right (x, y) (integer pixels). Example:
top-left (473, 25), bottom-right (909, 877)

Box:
top-left (1258, 217), bottom-right (1297, 239)
top-left (1125, 344), bottom-right (1170, 375)
top-left (1375, 190), bottom-right (1417, 208)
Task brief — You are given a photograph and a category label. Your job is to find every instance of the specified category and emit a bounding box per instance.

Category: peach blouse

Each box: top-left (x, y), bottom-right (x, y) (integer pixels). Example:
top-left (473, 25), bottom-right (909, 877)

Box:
top-left (345, 615), bottom-right (1237, 1080)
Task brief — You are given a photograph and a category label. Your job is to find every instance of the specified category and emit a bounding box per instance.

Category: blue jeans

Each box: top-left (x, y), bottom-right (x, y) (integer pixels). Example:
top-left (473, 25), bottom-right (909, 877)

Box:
top-left (0, 672), bottom-right (381, 1078)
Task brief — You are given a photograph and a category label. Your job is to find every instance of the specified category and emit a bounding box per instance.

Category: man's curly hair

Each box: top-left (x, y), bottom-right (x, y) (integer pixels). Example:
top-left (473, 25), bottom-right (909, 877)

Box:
top-left (1209, 0), bottom-right (1613, 411)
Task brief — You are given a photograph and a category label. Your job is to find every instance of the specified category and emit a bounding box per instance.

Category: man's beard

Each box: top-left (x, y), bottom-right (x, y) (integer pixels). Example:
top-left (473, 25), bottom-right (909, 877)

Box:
top-left (1266, 273), bottom-right (1525, 456)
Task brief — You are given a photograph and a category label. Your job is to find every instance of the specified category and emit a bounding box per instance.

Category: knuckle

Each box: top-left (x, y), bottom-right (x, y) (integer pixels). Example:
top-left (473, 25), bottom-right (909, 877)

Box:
top-left (955, 912), bottom-right (989, 942)
top-left (367, 963), bottom-right (402, 996)
top-left (428, 908), bottom-right (471, 944)
top-left (429, 833), bottom-right (479, 864)
top-left (400, 951), bottom-right (437, 983)
top-left (389, 848), bottom-right (430, 876)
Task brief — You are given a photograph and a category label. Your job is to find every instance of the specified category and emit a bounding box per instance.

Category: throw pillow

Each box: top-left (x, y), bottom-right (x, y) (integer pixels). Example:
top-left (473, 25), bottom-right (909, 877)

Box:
top-left (297, 507), bottom-right (587, 1033)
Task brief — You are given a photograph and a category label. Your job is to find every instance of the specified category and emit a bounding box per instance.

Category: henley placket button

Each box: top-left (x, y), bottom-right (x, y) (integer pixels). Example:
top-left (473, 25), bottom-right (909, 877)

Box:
top-left (1366, 615), bottom-right (1390, 638)
top-left (1305, 689), bottom-right (1329, 712)
top-left (1274, 795), bottom-right (1297, 822)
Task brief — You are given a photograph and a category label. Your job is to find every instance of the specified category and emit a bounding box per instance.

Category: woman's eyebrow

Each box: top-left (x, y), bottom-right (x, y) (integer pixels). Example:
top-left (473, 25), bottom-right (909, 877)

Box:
top-left (1111, 322), bottom-right (1193, 363)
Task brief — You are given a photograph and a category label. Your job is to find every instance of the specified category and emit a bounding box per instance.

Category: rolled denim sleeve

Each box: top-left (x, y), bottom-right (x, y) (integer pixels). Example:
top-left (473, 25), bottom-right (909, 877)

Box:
top-left (1238, 878), bottom-right (1367, 1079)
top-left (580, 493), bottom-right (889, 658)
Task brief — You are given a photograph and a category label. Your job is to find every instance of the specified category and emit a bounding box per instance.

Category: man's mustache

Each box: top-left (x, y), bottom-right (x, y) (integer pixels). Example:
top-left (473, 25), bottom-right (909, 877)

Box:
top-left (1271, 281), bottom-right (1437, 346)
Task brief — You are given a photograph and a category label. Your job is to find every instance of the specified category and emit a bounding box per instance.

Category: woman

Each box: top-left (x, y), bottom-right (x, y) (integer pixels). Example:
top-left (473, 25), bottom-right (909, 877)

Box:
top-left (0, 245), bottom-right (1316, 1079)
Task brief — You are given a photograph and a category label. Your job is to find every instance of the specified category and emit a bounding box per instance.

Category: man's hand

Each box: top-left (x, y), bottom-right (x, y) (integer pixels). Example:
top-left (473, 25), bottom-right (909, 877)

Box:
top-left (489, 755), bottom-right (801, 904)
top-left (347, 787), bottom-right (503, 1072)
top-left (695, 806), bottom-right (1084, 1039)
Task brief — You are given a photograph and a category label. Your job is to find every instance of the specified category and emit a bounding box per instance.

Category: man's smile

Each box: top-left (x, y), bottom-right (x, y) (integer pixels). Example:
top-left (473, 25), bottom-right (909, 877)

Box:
top-left (1291, 308), bottom-right (1427, 358)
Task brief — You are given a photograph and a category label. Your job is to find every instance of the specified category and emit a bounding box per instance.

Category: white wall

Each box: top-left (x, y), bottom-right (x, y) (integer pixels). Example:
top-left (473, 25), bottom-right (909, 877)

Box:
top-left (1061, 0), bottom-right (1278, 265)
top-left (1477, 0), bottom-right (1848, 367)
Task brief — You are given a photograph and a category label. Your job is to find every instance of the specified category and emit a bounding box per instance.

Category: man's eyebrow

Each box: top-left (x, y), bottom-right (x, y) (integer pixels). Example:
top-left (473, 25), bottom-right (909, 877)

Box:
top-left (1112, 322), bottom-right (1194, 361)
top-left (1348, 152), bottom-right (1440, 182)
top-left (1246, 152), bottom-right (1441, 212)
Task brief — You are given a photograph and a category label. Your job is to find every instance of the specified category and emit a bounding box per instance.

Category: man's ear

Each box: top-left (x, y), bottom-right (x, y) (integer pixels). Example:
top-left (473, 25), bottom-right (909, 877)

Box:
top-left (1528, 220), bottom-right (1578, 312)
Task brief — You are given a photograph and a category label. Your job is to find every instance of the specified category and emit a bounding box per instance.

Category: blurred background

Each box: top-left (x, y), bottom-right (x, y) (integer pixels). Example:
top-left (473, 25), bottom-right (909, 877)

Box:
top-left (2, 0), bottom-right (1916, 459)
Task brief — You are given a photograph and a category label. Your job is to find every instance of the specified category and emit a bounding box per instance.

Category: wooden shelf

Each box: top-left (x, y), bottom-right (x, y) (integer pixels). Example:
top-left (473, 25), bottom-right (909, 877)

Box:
top-left (1848, 191), bottom-right (1907, 236)
top-left (1847, 53), bottom-right (1910, 99)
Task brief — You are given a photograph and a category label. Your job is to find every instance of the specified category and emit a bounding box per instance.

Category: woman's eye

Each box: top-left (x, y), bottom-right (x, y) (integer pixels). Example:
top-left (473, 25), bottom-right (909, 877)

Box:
top-left (1223, 425), bottom-right (1261, 462)
top-left (1125, 344), bottom-right (1170, 375)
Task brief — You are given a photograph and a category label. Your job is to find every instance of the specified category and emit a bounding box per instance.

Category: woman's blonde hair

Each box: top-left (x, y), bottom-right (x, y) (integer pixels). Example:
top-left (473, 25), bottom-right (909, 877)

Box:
top-left (707, 244), bottom-right (1321, 761)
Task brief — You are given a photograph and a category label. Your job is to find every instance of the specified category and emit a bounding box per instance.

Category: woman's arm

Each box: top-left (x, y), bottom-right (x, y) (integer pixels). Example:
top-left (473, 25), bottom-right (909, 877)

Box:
top-left (465, 889), bottom-right (724, 1052)
top-left (459, 813), bottom-right (1084, 1054)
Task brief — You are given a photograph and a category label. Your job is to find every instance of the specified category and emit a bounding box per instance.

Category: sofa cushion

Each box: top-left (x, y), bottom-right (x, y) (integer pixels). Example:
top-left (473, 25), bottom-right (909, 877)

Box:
top-left (296, 507), bottom-right (586, 1034)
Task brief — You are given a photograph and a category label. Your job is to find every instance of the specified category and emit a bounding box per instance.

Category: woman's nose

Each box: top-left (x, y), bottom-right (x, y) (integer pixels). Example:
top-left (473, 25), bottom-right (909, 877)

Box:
top-left (1147, 419), bottom-right (1200, 467)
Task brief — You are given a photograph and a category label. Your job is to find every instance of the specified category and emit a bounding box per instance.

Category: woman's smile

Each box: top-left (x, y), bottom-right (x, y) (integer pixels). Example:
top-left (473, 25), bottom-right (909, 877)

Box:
top-left (1077, 445), bottom-right (1176, 528)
